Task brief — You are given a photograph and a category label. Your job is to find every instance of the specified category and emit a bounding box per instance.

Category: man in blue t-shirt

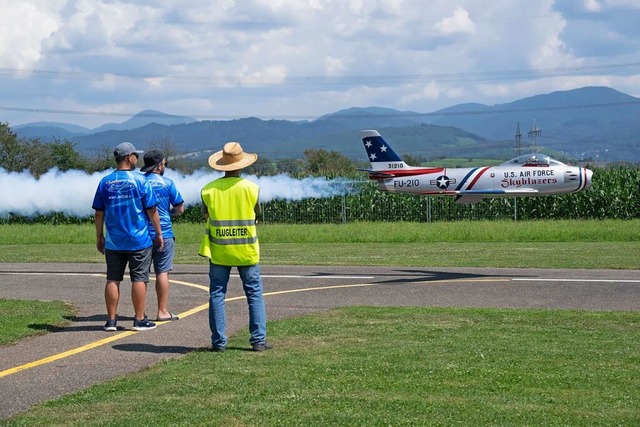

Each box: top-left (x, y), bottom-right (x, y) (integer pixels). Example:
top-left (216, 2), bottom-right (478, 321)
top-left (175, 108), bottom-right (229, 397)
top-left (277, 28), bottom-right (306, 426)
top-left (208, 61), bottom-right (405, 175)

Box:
top-left (92, 142), bottom-right (164, 332)
top-left (141, 150), bottom-right (185, 322)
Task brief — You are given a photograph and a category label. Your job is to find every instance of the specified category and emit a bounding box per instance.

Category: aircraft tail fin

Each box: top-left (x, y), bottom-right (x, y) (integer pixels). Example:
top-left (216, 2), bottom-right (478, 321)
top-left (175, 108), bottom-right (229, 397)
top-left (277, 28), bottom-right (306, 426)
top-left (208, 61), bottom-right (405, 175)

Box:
top-left (360, 130), bottom-right (411, 171)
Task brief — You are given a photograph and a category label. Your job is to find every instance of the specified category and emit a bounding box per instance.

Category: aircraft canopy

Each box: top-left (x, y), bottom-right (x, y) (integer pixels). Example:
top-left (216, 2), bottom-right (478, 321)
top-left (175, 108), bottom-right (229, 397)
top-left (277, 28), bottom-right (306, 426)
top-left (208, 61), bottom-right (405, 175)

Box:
top-left (501, 154), bottom-right (567, 167)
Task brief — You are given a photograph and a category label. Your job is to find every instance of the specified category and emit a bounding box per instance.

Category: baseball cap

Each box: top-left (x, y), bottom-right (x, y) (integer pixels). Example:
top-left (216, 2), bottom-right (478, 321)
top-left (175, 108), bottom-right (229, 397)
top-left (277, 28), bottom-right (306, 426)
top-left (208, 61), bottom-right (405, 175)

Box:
top-left (113, 142), bottom-right (144, 158)
top-left (141, 150), bottom-right (165, 173)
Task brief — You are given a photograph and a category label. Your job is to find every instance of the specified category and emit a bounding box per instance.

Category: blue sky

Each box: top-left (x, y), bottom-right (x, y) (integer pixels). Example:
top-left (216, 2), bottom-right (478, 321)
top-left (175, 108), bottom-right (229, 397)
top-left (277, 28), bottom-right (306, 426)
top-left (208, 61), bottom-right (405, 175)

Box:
top-left (1, 0), bottom-right (639, 129)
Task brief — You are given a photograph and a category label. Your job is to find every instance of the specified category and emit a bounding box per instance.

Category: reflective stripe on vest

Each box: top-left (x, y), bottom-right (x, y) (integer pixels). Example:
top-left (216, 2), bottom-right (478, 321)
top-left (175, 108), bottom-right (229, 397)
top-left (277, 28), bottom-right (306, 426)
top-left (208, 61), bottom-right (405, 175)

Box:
top-left (198, 177), bottom-right (260, 266)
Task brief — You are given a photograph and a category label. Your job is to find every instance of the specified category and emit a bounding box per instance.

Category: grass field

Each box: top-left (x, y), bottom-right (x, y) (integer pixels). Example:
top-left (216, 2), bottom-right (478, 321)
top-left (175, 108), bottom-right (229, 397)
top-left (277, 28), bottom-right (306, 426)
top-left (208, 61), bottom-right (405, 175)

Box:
top-left (4, 307), bottom-right (639, 426)
top-left (0, 299), bottom-right (76, 346)
top-left (1, 220), bottom-right (639, 425)
top-left (1, 219), bottom-right (639, 268)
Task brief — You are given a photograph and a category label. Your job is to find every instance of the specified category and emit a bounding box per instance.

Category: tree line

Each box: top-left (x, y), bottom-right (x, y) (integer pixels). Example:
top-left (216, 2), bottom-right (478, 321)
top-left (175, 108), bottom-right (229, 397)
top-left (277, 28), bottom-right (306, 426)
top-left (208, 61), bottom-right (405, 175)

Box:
top-left (2, 121), bottom-right (639, 224)
top-left (0, 122), bottom-right (358, 178)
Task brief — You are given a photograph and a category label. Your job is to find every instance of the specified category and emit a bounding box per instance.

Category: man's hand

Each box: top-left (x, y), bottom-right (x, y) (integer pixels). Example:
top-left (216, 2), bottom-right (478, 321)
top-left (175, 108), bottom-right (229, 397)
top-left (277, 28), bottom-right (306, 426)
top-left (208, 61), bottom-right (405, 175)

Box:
top-left (154, 234), bottom-right (164, 252)
top-left (96, 236), bottom-right (105, 254)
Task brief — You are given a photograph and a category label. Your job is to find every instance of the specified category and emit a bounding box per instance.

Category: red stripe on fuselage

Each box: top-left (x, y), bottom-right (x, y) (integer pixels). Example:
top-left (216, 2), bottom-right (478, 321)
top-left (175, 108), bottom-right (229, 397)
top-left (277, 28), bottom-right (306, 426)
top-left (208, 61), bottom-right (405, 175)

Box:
top-left (466, 167), bottom-right (491, 190)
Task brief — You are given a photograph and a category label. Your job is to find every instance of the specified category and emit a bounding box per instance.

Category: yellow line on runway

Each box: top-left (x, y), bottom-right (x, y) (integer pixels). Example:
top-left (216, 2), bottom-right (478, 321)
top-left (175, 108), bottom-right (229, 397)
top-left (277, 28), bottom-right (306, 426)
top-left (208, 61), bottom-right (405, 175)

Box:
top-left (0, 331), bottom-right (136, 378)
top-left (0, 274), bottom-right (502, 379)
top-left (0, 277), bottom-right (318, 378)
top-left (164, 279), bottom-right (209, 292)
top-left (264, 282), bottom-right (379, 297)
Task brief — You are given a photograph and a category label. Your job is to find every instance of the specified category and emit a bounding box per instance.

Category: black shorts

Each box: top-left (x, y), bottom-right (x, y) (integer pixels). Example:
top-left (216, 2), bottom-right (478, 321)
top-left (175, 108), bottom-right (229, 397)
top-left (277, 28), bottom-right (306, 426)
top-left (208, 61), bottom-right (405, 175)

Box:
top-left (105, 246), bottom-right (153, 283)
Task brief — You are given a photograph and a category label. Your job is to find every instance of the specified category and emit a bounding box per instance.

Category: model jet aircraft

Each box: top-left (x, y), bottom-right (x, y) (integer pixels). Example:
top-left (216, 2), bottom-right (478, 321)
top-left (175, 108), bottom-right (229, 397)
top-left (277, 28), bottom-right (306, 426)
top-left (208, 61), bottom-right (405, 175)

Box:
top-left (360, 130), bottom-right (593, 204)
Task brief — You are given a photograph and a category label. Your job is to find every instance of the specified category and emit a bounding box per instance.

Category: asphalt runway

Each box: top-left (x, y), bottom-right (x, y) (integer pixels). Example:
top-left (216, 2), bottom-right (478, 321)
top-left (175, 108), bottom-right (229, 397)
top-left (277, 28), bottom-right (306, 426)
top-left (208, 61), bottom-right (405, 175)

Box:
top-left (1, 262), bottom-right (639, 420)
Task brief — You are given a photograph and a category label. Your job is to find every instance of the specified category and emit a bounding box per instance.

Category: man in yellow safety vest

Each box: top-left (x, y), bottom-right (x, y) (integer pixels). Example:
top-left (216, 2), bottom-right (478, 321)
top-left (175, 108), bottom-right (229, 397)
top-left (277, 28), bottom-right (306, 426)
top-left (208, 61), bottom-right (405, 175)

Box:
top-left (199, 142), bottom-right (271, 352)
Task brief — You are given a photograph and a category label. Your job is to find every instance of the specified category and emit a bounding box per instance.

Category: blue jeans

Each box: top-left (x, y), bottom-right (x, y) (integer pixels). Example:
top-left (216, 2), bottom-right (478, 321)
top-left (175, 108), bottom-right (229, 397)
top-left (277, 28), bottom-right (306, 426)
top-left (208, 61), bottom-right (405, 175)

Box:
top-left (208, 263), bottom-right (267, 348)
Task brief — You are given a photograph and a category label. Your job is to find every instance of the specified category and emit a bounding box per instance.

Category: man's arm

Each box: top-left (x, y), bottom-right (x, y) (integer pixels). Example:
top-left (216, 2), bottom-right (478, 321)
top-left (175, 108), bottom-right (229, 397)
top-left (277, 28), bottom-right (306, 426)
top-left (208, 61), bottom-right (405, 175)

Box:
top-left (146, 206), bottom-right (164, 251)
top-left (171, 202), bottom-right (185, 216)
top-left (94, 210), bottom-right (105, 254)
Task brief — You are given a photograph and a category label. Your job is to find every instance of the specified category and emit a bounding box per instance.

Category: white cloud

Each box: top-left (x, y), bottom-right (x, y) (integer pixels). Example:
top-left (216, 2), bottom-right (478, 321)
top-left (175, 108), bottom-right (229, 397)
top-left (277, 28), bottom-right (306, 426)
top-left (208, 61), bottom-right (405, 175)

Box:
top-left (325, 56), bottom-right (348, 75)
top-left (0, 0), bottom-right (60, 68)
top-left (0, 0), bottom-right (638, 128)
top-left (584, 0), bottom-right (601, 12)
top-left (400, 82), bottom-right (442, 104)
top-left (239, 64), bottom-right (288, 86)
top-left (434, 6), bottom-right (476, 36)
top-left (144, 77), bottom-right (166, 87)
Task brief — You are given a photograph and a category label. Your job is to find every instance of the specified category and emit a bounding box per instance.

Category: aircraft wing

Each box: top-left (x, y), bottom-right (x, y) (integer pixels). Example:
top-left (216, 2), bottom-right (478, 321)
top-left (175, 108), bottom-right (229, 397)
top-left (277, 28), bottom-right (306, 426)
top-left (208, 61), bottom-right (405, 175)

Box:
top-left (454, 188), bottom-right (539, 204)
top-left (455, 194), bottom-right (486, 204)
top-left (417, 191), bottom-right (488, 204)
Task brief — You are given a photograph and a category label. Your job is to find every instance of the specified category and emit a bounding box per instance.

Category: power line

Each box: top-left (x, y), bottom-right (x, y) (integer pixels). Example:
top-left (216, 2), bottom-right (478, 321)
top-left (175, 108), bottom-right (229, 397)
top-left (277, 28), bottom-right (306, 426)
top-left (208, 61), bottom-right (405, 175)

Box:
top-left (1, 62), bottom-right (639, 86)
top-left (1, 99), bottom-right (639, 122)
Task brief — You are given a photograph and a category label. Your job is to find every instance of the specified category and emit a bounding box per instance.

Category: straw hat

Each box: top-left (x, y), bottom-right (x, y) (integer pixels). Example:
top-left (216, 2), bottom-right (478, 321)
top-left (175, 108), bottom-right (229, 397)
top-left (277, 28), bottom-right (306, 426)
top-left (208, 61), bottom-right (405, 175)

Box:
top-left (208, 142), bottom-right (258, 171)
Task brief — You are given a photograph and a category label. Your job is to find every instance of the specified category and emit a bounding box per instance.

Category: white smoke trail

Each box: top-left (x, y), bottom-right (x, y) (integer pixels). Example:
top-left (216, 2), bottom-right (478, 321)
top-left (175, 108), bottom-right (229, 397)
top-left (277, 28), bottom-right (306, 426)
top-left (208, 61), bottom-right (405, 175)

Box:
top-left (165, 170), bottom-right (356, 205)
top-left (0, 167), bottom-right (356, 217)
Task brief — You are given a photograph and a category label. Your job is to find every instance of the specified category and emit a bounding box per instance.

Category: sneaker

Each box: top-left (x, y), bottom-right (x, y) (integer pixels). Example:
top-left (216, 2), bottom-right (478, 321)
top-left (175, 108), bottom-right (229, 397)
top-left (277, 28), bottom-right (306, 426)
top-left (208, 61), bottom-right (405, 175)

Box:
top-left (103, 319), bottom-right (117, 332)
top-left (132, 316), bottom-right (157, 331)
top-left (251, 342), bottom-right (273, 352)
top-left (211, 346), bottom-right (226, 353)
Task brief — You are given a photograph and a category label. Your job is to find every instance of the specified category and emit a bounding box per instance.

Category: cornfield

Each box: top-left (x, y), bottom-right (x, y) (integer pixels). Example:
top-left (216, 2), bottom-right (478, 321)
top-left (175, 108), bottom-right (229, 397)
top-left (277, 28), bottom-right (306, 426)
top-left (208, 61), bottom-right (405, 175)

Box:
top-left (190, 165), bottom-right (640, 223)
top-left (3, 166), bottom-right (639, 225)
top-left (175, 166), bottom-right (640, 224)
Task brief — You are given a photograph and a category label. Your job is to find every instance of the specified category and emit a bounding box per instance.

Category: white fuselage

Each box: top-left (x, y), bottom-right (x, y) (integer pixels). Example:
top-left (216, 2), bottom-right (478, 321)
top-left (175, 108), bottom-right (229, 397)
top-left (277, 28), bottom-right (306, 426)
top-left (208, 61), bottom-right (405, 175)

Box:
top-left (372, 155), bottom-right (592, 201)
top-left (360, 130), bottom-right (593, 204)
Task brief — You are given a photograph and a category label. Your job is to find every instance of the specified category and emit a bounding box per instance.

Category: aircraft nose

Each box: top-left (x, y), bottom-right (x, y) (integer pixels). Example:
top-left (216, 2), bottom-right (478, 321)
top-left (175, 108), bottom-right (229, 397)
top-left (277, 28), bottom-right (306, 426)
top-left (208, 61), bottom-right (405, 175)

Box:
top-left (583, 168), bottom-right (593, 190)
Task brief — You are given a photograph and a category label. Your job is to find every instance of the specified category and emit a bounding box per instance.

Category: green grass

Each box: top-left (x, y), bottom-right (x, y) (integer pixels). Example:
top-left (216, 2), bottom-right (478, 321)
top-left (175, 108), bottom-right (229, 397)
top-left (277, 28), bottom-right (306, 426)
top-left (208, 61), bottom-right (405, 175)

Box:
top-left (5, 307), bottom-right (640, 426)
top-left (256, 242), bottom-right (639, 269)
top-left (2, 220), bottom-right (639, 425)
top-left (6, 241), bottom-right (636, 268)
top-left (1, 220), bottom-right (639, 268)
top-left (0, 299), bottom-right (76, 346)
top-left (3, 219), bottom-right (638, 245)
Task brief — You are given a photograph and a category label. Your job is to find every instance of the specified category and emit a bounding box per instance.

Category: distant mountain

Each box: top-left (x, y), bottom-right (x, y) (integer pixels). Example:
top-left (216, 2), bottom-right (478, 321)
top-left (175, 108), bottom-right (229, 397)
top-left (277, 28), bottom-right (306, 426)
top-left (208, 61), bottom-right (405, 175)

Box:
top-left (428, 86), bottom-right (640, 160)
top-left (92, 110), bottom-right (197, 133)
top-left (315, 106), bottom-right (422, 129)
top-left (14, 121), bottom-right (91, 134)
top-left (70, 117), bottom-right (495, 161)
top-left (14, 110), bottom-right (197, 140)
top-left (13, 121), bottom-right (91, 140)
top-left (11, 86), bottom-right (640, 162)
